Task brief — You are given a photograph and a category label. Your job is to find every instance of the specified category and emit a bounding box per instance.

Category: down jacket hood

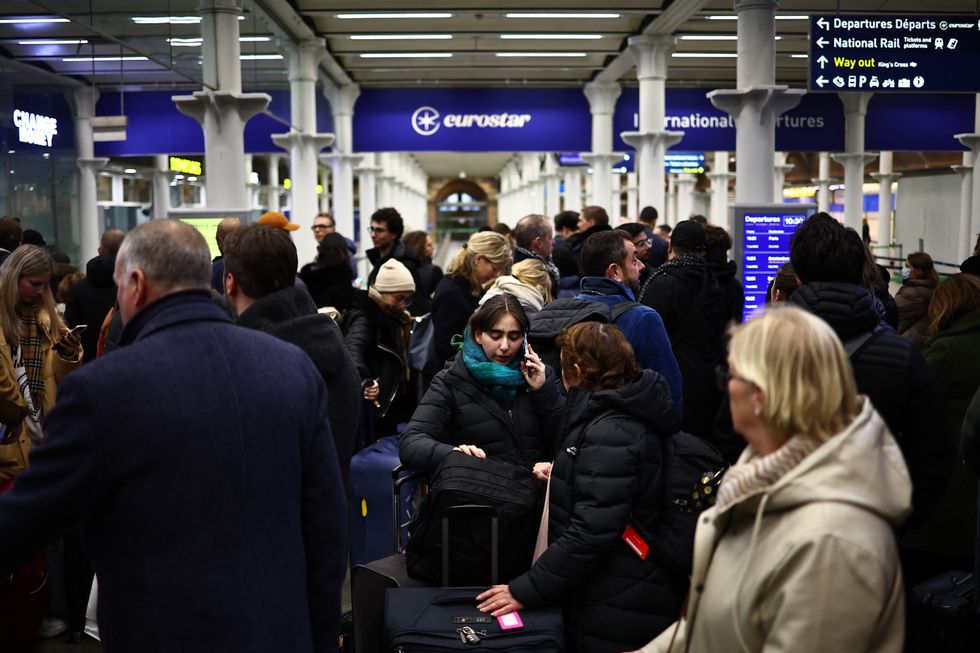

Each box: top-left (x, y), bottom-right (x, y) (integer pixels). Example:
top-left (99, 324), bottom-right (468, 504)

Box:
top-left (790, 282), bottom-right (879, 340)
top-left (565, 369), bottom-right (680, 436)
top-left (724, 398), bottom-right (911, 527)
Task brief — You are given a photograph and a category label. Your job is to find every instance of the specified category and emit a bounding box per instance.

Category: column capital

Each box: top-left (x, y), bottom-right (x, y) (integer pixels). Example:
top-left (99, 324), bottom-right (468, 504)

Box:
top-left (197, 0), bottom-right (242, 18)
top-left (734, 0), bottom-right (778, 12)
top-left (871, 171), bottom-right (903, 181)
top-left (355, 166), bottom-right (384, 176)
top-left (271, 132), bottom-right (334, 151)
top-left (66, 86), bottom-right (100, 119)
top-left (832, 152), bottom-right (877, 166)
top-left (325, 83), bottom-right (361, 116)
top-left (76, 157), bottom-right (109, 172)
top-left (955, 133), bottom-right (980, 150)
top-left (838, 92), bottom-right (873, 116)
top-left (172, 89), bottom-right (270, 125)
top-left (621, 130), bottom-right (684, 151)
top-left (320, 152), bottom-right (363, 166)
top-left (708, 86), bottom-right (805, 120)
top-left (775, 164), bottom-right (794, 175)
top-left (707, 171), bottom-right (734, 181)
top-left (281, 38), bottom-right (327, 83)
top-left (583, 81), bottom-right (621, 116)
top-left (580, 152), bottom-right (622, 166)
top-left (627, 34), bottom-right (675, 80)
top-left (951, 165), bottom-right (973, 177)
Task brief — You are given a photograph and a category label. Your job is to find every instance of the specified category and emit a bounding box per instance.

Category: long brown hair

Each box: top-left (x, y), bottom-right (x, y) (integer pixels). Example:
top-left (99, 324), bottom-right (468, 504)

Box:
top-left (927, 273), bottom-right (980, 338)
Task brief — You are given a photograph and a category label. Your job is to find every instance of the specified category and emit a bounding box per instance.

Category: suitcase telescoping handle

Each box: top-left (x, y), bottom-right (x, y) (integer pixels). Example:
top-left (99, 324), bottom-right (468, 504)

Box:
top-left (391, 464), bottom-right (426, 554)
top-left (441, 504), bottom-right (499, 587)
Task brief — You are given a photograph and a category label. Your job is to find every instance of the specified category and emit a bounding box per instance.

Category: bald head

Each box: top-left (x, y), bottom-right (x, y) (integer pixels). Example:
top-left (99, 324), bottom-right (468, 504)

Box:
top-left (216, 217), bottom-right (242, 254)
top-left (99, 228), bottom-right (125, 256)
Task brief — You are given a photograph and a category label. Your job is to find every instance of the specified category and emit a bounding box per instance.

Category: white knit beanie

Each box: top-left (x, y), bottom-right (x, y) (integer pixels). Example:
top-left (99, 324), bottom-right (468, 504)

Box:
top-left (373, 259), bottom-right (416, 293)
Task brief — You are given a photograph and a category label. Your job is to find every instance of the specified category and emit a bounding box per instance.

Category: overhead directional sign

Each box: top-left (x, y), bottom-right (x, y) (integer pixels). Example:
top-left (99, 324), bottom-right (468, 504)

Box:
top-left (809, 14), bottom-right (980, 92)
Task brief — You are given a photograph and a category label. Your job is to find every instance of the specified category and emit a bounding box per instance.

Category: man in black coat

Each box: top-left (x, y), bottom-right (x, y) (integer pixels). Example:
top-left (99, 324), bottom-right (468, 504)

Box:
top-left (637, 221), bottom-right (728, 439)
top-left (64, 228), bottom-right (125, 363)
top-left (566, 205), bottom-right (613, 275)
top-left (789, 212), bottom-right (954, 529)
top-left (366, 207), bottom-right (424, 314)
top-left (223, 224), bottom-right (360, 489)
top-left (0, 220), bottom-right (346, 653)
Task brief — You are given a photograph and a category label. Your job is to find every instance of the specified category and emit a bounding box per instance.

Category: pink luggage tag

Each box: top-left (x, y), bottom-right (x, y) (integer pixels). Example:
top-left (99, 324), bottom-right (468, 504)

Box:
top-left (497, 611), bottom-right (524, 630)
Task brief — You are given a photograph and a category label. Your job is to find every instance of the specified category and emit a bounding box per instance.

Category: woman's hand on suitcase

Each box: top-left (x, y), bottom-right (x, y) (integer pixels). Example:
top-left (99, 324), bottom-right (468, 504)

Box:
top-left (532, 462), bottom-right (552, 482)
top-left (476, 584), bottom-right (524, 617)
top-left (452, 444), bottom-right (487, 458)
top-left (520, 344), bottom-right (546, 391)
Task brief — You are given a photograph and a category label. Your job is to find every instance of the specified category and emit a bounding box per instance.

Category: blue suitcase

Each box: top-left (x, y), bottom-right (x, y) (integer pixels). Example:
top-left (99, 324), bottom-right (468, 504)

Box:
top-left (349, 435), bottom-right (420, 566)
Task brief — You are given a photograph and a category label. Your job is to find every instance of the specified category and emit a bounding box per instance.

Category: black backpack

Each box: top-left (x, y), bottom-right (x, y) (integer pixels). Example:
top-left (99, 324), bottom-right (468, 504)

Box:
top-left (528, 298), bottom-right (639, 370)
top-left (405, 453), bottom-right (542, 586)
top-left (575, 412), bottom-right (725, 578)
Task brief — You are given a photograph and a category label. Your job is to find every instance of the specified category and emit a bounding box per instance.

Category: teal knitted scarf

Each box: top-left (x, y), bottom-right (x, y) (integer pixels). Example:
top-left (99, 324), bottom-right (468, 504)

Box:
top-left (455, 327), bottom-right (527, 407)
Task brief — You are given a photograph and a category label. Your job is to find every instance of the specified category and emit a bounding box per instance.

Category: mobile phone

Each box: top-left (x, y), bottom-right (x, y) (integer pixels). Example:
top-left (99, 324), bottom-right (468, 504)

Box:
top-left (523, 334), bottom-right (530, 357)
top-left (70, 324), bottom-right (88, 334)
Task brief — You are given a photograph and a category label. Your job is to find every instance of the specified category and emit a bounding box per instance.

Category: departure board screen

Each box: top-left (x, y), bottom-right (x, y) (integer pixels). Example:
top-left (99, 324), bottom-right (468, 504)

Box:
top-left (739, 210), bottom-right (810, 321)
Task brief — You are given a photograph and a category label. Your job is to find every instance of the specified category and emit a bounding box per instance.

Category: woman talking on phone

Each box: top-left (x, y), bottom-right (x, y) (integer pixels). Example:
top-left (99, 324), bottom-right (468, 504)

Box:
top-left (0, 245), bottom-right (83, 484)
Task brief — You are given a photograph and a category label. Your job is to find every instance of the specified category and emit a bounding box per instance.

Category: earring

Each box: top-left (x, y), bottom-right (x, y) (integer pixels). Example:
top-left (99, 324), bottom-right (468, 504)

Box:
top-left (753, 405), bottom-right (761, 417)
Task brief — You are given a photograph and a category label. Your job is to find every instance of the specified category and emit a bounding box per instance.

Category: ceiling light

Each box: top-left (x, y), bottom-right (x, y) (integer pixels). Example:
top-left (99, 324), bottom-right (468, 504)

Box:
top-left (496, 52), bottom-right (588, 57)
top-left (499, 34), bottom-right (602, 39)
top-left (337, 13), bottom-right (453, 19)
top-left (18, 39), bottom-right (88, 45)
top-left (124, 168), bottom-right (137, 174)
top-left (0, 17), bottom-right (70, 24)
top-left (350, 34), bottom-right (453, 40)
top-left (505, 13), bottom-right (620, 19)
top-left (706, 14), bottom-right (807, 20)
top-left (63, 56), bottom-right (149, 62)
top-left (776, 15), bottom-right (809, 20)
top-left (359, 52), bottom-right (454, 58)
top-left (133, 16), bottom-right (201, 24)
top-left (791, 54), bottom-right (808, 59)
top-left (240, 36), bottom-right (271, 42)
top-left (240, 54), bottom-right (282, 60)
top-left (167, 38), bottom-right (203, 46)
top-left (671, 52), bottom-right (739, 58)
top-left (679, 35), bottom-right (737, 40)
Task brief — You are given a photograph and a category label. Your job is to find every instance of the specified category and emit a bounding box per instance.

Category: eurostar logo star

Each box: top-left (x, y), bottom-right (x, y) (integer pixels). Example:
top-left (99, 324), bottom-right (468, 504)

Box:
top-left (411, 106), bottom-right (441, 136)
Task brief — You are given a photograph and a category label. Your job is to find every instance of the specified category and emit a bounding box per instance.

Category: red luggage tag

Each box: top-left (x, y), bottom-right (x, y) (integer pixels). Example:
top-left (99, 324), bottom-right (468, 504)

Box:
top-left (622, 524), bottom-right (650, 560)
top-left (497, 611), bottom-right (524, 630)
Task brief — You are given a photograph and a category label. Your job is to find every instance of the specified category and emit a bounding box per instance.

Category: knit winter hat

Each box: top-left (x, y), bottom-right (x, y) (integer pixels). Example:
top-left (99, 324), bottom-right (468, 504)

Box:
top-left (373, 259), bottom-right (416, 293)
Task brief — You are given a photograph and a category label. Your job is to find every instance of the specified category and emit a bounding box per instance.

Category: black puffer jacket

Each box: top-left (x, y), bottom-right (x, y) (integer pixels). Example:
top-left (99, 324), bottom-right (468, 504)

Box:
top-left (566, 224), bottom-right (612, 275)
top-left (509, 370), bottom-right (685, 653)
top-left (791, 282), bottom-right (954, 528)
top-left (425, 274), bottom-right (482, 379)
top-left (706, 256), bottom-right (744, 323)
top-left (64, 253), bottom-right (117, 364)
top-left (637, 256), bottom-right (728, 439)
top-left (298, 261), bottom-right (355, 311)
top-left (236, 285), bottom-right (361, 489)
top-left (399, 354), bottom-right (563, 474)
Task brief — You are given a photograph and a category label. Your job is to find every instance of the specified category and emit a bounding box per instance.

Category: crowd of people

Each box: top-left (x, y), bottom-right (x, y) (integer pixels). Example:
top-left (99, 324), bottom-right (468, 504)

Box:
top-left (0, 203), bottom-right (976, 653)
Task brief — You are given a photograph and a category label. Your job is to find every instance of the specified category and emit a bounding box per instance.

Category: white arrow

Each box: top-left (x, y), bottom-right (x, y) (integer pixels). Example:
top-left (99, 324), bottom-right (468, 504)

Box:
top-left (817, 17), bottom-right (830, 30)
top-left (816, 75), bottom-right (828, 88)
top-left (817, 37), bottom-right (829, 48)
top-left (817, 55), bottom-right (828, 69)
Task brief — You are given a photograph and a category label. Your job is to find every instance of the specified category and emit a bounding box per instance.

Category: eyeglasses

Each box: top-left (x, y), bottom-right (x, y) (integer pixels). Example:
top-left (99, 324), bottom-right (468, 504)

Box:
top-left (312, 225), bottom-right (330, 231)
top-left (714, 364), bottom-right (757, 392)
top-left (368, 226), bottom-right (388, 234)
top-left (633, 238), bottom-right (650, 248)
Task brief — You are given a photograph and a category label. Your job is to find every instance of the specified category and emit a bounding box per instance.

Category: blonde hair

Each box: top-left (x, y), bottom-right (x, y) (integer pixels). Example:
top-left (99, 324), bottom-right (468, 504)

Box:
top-left (728, 305), bottom-right (860, 443)
top-left (447, 231), bottom-right (512, 295)
top-left (0, 245), bottom-right (65, 345)
top-left (510, 259), bottom-right (553, 305)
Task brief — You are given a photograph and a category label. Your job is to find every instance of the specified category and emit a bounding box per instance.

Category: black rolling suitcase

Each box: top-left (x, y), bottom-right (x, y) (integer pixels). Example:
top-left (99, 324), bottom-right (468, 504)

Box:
top-left (384, 505), bottom-right (564, 652)
top-left (350, 466), bottom-right (429, 653)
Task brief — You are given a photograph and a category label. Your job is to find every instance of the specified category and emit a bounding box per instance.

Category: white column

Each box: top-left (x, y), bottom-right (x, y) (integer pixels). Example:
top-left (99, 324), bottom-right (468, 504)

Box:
top-left (318, 165), bottom-right (331, 214)
top-left (833, 92), bottom-right (875, 232)
top-left (520, 154), bottom-right (542, 218)
top-left (773, 151), bottom-right (793, 203)
top-left (543, 155), bottom-right (561, 217)
top-left (562, 168), bottom-right (584, 212)
top-left (272, 38), bottom-right (334, 266)
top-left (356, 152), bottom-right (381, 230)
top-left (956, 94), bottom-right (980, 258)
top-left (708, 151), bottom-right (732, 228)
top-left (813, 151), bottom-right (833, 213)
top-left (67, 86), bottom-right (108, 262)
top-left (666, 174), bottom-right (678, 226)
top-left (582, 81), bottom-right (621, 209)
top-left (172, 0), bottom-right (269, 210)
top-left (323, 83), bottom-right (361, 241)
top-left (708, 0), bottom-right (804, 204)
top-left (675, 174), bottom-right (697, 223)
top-left (626, 172), bottom-right (639, 220)
top-left (871, 151), bottom-right (900, 246)
top-left (953, 152), bottom-right (973, 262)
top-left (620, 34), bottom-right (683, 215)
top-left (152, 154), bottom-right (171, 220)
top-left (266, 154), bottom-right (281, 212)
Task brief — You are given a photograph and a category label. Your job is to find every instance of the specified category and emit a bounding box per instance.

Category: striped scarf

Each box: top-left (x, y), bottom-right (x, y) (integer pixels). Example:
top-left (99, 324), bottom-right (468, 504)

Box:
top-left (715, 435), bottom-right (820, 511)
top-left (16, 305), bottom-right (45, 416)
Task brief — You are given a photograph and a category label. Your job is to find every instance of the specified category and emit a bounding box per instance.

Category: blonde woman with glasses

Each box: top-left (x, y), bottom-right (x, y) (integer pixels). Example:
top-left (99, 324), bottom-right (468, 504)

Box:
top-left (635, 305), bottom-right (910, 653)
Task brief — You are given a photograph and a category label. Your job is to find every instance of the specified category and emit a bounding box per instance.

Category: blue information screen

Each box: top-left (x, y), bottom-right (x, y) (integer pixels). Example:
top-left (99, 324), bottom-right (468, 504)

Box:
top-left (742, 213), bottom-right (807, 320)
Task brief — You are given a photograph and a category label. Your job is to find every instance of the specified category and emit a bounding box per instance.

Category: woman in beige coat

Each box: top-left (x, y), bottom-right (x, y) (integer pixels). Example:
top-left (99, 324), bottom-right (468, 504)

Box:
top-left (0, 245), bottom-right (82, 486)
top-left (636, 305), bottom-right (911, 653)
